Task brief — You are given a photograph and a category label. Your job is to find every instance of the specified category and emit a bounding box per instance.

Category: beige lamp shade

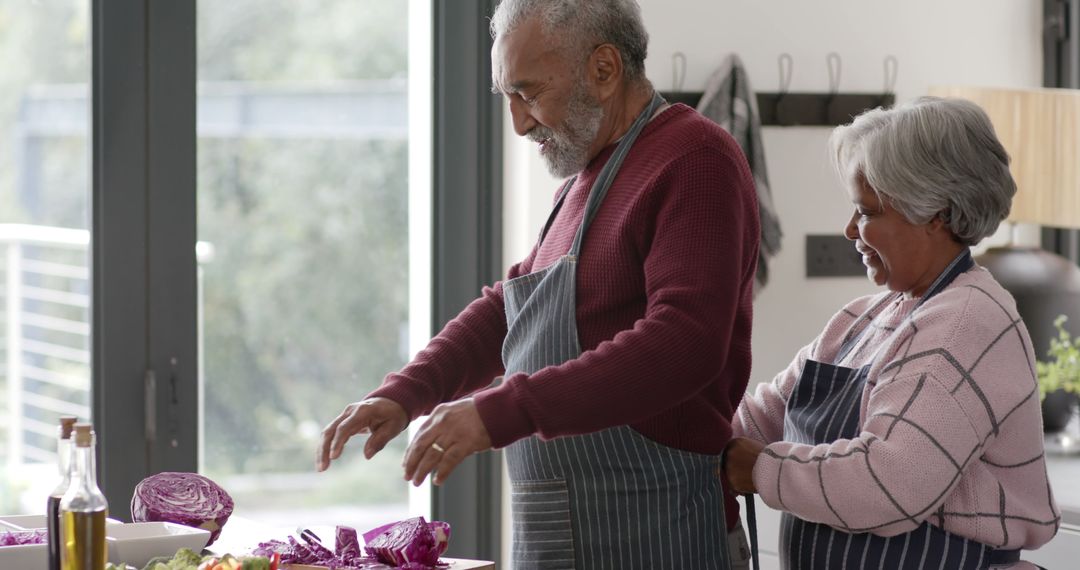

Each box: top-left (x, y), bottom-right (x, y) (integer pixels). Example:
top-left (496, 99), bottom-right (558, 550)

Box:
top-left (929, 86), bottom-right (1080, 229)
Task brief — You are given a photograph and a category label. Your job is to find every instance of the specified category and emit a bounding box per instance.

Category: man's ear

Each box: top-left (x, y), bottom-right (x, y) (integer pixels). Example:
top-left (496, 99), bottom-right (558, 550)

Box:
top-left (589, 44), bottom-right (623, 101)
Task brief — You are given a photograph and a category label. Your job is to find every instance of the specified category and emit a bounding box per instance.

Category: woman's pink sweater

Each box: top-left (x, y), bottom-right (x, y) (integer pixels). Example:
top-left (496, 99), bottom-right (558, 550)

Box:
top-left (734, 266), bottom-right (1060, 549)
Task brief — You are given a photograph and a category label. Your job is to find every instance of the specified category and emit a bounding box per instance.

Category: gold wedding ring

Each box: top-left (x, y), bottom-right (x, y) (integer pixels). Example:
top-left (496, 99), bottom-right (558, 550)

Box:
top-left (431, 442), bottom-right (446, 453)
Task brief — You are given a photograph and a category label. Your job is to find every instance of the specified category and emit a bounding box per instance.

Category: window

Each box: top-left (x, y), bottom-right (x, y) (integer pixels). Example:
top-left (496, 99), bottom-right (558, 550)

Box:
top-left (0, 1), bottom-right (498, 556)
top-left (196, 0), bottom-right (426, 529)
top-left (0, 0), bottom-right (91, 514)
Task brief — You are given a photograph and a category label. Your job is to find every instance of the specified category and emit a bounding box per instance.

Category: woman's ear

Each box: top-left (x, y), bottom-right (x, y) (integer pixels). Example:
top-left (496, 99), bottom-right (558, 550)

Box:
top-left (927, 210), bottom-right (950, 235)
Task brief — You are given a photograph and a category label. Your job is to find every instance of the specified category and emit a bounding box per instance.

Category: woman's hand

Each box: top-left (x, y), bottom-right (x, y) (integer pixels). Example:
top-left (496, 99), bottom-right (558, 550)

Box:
top-left (724, 437), bottom-right (766, 494)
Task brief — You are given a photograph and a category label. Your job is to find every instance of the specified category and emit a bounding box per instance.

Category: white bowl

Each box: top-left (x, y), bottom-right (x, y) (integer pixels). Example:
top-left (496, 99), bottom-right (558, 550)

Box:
top-left (0, 514), bottom-right (123, 570)
top-left (0, 513), bottom-right (124, 530)
top-left (107, 522), bottom-right (211, 568)
top-left (0, 541), bottom-right (47, 570)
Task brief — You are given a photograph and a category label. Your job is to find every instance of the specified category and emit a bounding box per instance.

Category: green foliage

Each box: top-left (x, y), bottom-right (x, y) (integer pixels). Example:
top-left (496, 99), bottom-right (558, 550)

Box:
top-left (1037, 315), bottom-right (1080, 399)
top-left (198, 138), bottom-right (409, 490)
top-left (198, 0), bottom-right (407, 82)
top-left (194, 0), bottom-right (412, 508)
top-left (0, 0), bottom-right (89, 227)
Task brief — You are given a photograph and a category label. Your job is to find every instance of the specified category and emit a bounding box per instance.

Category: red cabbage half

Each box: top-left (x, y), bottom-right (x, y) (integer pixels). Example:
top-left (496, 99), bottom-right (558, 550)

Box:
top-left (363, 517), bottom-right (450, 567)
top-left (130, 471), bottom-right (234, 545)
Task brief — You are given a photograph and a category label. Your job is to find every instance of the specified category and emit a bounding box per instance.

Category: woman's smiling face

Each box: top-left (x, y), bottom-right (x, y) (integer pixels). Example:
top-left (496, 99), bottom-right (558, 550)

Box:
top-left (843, 175), bottom-right (947, 297)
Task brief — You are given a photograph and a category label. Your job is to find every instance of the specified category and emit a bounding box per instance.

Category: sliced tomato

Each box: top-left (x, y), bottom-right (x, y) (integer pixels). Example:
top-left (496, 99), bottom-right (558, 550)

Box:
top-left (269, 552), bottom-right (280, 570)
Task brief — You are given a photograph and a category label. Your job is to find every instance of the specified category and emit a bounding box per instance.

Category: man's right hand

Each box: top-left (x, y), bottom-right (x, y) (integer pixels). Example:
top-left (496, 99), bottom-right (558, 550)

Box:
top-left (316, 397), bottom-right (409, 472)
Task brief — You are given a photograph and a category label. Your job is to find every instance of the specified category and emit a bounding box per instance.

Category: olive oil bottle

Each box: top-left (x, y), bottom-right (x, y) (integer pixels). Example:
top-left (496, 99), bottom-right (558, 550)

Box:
top-left (59, 424), bottom-right (108, 570)
top-left (47, 416), bottom-right (78, 570)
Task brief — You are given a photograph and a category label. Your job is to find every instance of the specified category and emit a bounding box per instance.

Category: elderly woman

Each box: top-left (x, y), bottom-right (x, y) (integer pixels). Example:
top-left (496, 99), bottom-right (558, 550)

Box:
top-left (724, 97), bottom-right (1061, 569)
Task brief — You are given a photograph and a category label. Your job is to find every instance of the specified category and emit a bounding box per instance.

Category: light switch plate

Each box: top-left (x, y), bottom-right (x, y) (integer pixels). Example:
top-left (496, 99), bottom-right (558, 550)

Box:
top-left (805, 234), bottom-right (866, 277)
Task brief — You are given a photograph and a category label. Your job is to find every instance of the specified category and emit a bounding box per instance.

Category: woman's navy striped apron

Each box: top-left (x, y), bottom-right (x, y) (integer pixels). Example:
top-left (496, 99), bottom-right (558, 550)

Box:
top-left (779, 249), bottom-right (1024, 569)
top-left (502, 92), bottom-right (732, 570)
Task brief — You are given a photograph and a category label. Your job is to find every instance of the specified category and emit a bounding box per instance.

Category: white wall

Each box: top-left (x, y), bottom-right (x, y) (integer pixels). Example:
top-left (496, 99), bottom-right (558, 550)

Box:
top-left (501, 0), bottom-right (1043, 388)
top-left (499, 4), bottom-right (1045, 567)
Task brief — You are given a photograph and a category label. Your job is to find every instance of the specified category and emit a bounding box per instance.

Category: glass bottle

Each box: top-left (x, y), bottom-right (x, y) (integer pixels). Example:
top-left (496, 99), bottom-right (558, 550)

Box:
top-left (59, 424), bottom-right (108, 570)
top-left (48, 416), bottom-right (79, 570)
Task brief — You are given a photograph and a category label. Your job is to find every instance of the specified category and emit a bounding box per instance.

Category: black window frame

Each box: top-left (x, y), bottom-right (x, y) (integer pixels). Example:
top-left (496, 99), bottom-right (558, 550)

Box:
top-left (1042, 0), bottom-right (1080, 261)
top-left (91, 0), bottom-right (503, 558)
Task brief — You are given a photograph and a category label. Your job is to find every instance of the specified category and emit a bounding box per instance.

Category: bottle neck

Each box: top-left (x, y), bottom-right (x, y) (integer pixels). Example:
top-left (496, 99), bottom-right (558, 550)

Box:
top-left (70, 443), bottom-right (98, 491)
top-left (60, 432), bottom-right (107, 514)
top-left (56, 439), bottom-right (72, 482)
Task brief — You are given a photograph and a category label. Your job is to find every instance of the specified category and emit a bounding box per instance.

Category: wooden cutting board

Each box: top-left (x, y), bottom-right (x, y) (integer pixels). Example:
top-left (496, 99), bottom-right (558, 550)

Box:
top-left (283, 560), bottom-right (493, 570)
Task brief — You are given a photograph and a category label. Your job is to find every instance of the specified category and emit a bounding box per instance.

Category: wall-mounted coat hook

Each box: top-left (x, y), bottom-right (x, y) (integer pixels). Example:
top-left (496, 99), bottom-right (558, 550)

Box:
top-left (659, 53), bottom-right (897, 127)
top-left (661, 51), bottom-right (704, 107)
top-left (758, 53), bottom-right (896, 126)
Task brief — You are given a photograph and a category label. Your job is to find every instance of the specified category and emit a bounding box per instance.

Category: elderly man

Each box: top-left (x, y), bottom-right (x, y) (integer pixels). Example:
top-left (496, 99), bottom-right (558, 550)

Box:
top-left (317, 1), bottom-right (759, 567)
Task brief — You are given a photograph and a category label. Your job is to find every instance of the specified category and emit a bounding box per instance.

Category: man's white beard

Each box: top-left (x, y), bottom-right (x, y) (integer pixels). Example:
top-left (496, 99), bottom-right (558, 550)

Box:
top-left (529, 82), bottom-right (605, 178)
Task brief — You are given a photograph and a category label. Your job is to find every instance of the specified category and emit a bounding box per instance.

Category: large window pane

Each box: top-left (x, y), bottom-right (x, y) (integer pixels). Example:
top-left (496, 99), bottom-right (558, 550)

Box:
top-left (197, 0), bottom-right (419, 528)
top-left (0, 1), bottom-right (91, 514)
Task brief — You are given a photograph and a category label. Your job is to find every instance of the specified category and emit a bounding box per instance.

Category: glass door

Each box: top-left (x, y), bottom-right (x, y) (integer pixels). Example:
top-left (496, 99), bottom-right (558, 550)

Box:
top-left (196, 0), bottom-right (426, 529)
top-left (0, 0), bottom-right (92, 514)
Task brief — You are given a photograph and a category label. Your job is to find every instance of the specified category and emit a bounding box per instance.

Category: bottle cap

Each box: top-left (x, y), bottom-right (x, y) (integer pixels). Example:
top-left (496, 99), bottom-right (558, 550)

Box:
top-left (73, 424), bottom-right (95, 447)
top-left (59, 416), bottom-right (78, 439)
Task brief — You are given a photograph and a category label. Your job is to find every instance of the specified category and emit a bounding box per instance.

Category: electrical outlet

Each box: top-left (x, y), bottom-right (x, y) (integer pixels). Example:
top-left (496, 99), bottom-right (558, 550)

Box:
top-left (805, 234), bottom-right (867, 277)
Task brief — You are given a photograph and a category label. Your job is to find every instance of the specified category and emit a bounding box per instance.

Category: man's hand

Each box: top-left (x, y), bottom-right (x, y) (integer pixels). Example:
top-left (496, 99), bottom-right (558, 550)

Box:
top-left (403, 398), bottom-right (492, 486)
top-left (724, 437), bottom-right (766, 494)
top-left (316, 397), bottom-right (409, 472)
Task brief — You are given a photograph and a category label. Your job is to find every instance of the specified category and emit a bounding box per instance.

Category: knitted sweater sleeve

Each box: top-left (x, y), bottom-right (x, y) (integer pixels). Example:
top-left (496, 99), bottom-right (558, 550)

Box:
top-left (733, 296), bottom-right (876, 444)
top-left (473, 143), bottom-right (758, 448)
top-left (752, 288), bottom-right (987, 537)
top-left (731, 341), bottom-right (815, 444)
top-left (366, 251), bottom-right (537, 420)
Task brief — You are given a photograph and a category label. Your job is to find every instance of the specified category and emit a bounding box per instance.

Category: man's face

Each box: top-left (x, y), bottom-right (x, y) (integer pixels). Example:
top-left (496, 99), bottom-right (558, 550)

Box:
top-left (492, 18), bottom-right (604, 178)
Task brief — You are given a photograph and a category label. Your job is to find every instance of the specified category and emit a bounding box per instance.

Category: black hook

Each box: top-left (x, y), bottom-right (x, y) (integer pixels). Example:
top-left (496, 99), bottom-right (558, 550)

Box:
top-left (672, 51), bottom-right (687, 92)
top-left (825, 53), bottom-right (844, 123)
top-left (772, 54), bottom-right (795, 125)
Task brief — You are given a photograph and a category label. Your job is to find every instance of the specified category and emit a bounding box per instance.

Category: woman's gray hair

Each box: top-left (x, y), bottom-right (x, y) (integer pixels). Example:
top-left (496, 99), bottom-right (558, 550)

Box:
top-left (829, 96), bottom-right (1016, 246)
top-left (490, 0), bottom-right (649, 83)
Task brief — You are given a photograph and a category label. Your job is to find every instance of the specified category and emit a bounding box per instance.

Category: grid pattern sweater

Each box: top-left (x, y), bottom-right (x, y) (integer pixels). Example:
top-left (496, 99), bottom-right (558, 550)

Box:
top-left (733, 266), bottom-right (1061, 550)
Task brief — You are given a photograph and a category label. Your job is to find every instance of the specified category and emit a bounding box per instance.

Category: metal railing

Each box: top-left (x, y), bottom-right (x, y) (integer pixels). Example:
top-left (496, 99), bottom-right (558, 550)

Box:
top-left (1, 225), bottom-right (211, 474)
top-left (1, 224), bottom-right (91, 472)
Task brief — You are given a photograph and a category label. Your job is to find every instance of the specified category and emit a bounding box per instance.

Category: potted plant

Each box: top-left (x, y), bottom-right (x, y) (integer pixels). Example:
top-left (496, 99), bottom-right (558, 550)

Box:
top-left (1038, 315), bottom-right (1080, 434)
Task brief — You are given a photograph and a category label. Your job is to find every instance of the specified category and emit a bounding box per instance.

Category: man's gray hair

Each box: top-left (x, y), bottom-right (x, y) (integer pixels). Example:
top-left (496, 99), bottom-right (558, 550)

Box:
top-left (490, 0), bottom-right (649, 82)
top-left (830, 97), bottom-right (1016, 246)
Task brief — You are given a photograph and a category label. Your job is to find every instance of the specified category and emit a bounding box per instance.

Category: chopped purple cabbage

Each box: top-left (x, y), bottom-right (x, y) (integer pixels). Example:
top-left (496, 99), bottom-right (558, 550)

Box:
top-left (336, 525), bottom-right (362, 560)
top-left (0, 529), bottom-right (47, 546)
top-left (364, 517), bottom-right (450, 567)
top-left (252, 519), bottom-right (450, 569)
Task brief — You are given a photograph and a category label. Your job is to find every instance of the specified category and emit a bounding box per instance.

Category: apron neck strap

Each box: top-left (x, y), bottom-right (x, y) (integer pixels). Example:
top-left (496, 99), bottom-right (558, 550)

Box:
top-left (536, 177), bottom-right (577, 247)
top-left (835, 248), bottom-right (973, 365)
top-left (568, 91), bottom-right (665, 257)
top-left (912, 248), bottom-right (974, 311)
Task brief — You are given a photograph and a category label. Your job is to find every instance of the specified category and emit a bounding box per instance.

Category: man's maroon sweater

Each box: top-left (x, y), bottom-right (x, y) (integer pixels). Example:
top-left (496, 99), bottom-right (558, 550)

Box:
top-left (370, 104), bottom-right (759, 528)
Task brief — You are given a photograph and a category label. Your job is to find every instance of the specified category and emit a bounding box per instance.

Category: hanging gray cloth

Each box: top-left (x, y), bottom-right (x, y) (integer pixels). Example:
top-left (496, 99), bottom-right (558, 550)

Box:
top-left (696, 54), bottom-right (782, 294)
